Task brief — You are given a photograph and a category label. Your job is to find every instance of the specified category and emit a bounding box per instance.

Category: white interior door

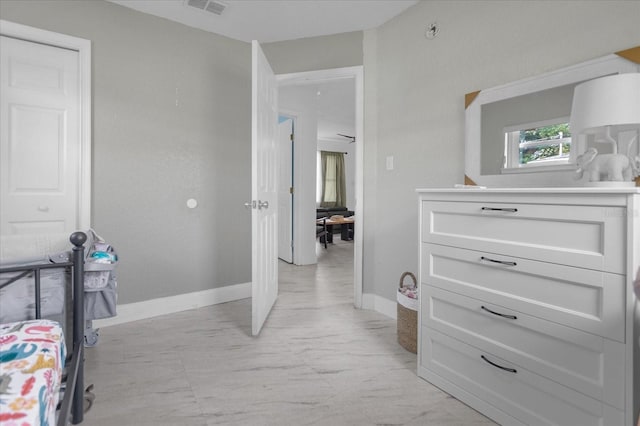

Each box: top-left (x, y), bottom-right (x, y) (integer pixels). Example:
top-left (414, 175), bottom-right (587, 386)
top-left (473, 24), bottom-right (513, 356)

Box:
top-left (0, 35), bottom-right (80, 235)
top-left (251, 40), bottom-right (279, 336)
top-left (277, 118), bottom-right (293, 263)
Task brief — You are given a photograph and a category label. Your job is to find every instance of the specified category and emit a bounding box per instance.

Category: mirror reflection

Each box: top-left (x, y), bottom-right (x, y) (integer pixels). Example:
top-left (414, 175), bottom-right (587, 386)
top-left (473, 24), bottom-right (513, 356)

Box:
top-left (465, 49), bottom-right (639, 188)
top-left (480, 83), bottom-right (577, 175)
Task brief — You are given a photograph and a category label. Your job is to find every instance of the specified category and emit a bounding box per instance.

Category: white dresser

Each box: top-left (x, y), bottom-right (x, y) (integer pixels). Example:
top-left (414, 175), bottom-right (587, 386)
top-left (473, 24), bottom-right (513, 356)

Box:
top-left (417, 188), bottom-right (640, 426)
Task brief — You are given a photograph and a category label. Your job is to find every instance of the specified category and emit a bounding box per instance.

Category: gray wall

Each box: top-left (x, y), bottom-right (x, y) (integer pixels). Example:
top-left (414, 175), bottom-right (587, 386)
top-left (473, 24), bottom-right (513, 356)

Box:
top-left (5, 0), bottom-right (638, 313)
top-left (0, 0), bottom-right (252, 303)
top-left (0, 0), bottom-right (363, 306)
top-left (362, 0), bottom-right (640, 302)
top-left (263, 31), bottom-right (363, 74)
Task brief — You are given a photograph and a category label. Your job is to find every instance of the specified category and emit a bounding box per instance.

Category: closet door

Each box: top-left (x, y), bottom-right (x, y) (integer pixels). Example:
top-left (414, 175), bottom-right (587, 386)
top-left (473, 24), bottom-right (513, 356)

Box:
top-left (0, 35), bottom-right (80, 235)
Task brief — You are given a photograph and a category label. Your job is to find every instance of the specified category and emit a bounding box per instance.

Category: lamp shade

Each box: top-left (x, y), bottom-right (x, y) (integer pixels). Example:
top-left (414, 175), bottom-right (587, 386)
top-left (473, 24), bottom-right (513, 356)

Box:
top-left (570, 73), bottom-right (640, 135)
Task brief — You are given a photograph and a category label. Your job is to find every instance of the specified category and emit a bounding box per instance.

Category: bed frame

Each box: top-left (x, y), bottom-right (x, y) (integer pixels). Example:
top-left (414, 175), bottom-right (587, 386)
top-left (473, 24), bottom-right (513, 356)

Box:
top-left (0, 231), bottom-right (87, 425)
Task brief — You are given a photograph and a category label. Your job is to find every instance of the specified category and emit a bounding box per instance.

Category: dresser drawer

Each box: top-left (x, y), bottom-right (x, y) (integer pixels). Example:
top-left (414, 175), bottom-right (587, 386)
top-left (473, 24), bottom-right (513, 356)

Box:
top-left (420, 328), bottom-right (625, 426)
top-left (422, 244), bottom-right (626, 341)
top-left (422, 286), bottom-right (625, 408)
top-left (421, 201), bottom-right (625, 273)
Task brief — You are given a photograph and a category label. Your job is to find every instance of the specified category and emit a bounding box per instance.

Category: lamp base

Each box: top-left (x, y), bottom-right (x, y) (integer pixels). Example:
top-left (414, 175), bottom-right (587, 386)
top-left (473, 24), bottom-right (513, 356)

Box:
top-left (585, 181), bottom-right (636, 188)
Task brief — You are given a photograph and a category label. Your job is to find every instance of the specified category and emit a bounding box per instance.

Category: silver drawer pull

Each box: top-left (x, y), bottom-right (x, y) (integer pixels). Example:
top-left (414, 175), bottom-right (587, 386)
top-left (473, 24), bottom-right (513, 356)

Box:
top-left (481, 305), bottom-right (517, 320)
top-left (481, 355), bottom-right (517, 374)
top-left (480, 256), bottom-right (517, 267)
top-left (481, 207), bottom-right (518, 212)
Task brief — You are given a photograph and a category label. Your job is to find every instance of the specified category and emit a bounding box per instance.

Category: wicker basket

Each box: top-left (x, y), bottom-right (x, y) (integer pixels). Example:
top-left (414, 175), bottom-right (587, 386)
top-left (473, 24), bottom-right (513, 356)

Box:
top-left (397, 272), bottom-right (418, 353)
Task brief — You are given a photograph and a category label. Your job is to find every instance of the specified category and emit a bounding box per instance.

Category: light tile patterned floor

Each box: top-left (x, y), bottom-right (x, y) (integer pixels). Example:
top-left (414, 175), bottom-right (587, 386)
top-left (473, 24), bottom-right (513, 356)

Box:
top-left (82, 240), bottom-right (495, 425)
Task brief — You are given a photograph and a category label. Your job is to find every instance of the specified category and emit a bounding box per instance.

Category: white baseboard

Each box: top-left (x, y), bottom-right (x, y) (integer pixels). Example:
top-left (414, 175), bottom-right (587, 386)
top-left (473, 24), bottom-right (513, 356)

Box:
top-left (362, 292), bottom-right (396, 320)
top-left (94, 286), bottom-right (395, 328)
top-left (93, 282), bottom-right (251, 328)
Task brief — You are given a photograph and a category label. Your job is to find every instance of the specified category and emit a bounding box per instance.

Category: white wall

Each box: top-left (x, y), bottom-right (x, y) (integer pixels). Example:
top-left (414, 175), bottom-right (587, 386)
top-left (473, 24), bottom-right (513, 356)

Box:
top-left (363, 0), bottom-right (640, 302)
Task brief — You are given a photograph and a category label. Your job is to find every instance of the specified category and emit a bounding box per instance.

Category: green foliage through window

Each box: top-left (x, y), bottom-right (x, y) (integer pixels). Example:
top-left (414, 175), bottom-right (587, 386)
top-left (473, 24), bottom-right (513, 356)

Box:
top-left (520, 123), bottom-right (571, 142)
top-left (518, 123), bottom-right (571, 165)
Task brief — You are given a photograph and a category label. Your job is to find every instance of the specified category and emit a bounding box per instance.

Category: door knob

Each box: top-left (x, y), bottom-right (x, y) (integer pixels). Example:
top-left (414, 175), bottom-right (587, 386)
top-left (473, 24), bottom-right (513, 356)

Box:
top-left (38, 205), bottom-right (50, 212)
top-left (244, 200), bottom-right (268, 209)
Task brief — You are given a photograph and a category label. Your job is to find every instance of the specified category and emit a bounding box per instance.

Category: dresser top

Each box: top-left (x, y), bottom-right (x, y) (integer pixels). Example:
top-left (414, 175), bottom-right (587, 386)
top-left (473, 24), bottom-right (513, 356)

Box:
top-left (416, 187), bottom-right (640, 194)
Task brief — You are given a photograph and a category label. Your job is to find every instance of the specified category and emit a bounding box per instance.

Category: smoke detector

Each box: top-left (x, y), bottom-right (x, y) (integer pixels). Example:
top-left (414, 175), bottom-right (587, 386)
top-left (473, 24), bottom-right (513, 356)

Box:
top-left (185, 0), bottom-right (227, 15)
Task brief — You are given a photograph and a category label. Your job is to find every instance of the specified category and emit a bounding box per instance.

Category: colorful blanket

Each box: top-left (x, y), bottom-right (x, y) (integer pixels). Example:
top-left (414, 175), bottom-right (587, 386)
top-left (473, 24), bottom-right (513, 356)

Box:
top-left (0, 320), bottom-right (66, 426)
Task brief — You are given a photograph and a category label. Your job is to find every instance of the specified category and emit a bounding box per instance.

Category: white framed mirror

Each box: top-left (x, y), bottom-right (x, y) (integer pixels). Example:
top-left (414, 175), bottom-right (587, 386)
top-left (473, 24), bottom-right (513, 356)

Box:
top-left (465, 48), bottom-right (640, 188)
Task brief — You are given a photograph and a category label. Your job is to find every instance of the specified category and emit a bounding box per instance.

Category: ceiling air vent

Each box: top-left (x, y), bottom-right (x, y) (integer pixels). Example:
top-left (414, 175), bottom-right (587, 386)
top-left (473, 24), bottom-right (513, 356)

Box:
top-left (186, 0), bottom-right (227, 15)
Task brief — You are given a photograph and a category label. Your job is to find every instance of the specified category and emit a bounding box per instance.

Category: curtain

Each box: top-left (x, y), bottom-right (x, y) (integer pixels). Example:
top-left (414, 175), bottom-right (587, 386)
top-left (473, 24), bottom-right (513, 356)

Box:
top-left (320, 151), bottom-right (346, 208)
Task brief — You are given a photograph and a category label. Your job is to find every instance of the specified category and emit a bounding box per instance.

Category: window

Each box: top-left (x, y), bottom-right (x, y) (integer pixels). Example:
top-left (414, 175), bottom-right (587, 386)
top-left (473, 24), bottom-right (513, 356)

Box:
top-left (503, 117), bottom-right (572, 171)
top-left (317, 151), bottom-right (346, 208)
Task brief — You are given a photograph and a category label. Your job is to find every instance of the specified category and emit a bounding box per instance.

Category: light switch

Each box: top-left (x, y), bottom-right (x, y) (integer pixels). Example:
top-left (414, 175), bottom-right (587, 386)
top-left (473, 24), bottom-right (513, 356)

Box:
top-left (386, 156), bottom-right (394, 171)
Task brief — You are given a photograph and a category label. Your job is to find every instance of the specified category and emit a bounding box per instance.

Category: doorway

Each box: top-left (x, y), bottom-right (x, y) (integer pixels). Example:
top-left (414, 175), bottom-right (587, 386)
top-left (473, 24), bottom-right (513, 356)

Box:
top-left (277, 66), bottom-right (364, 308)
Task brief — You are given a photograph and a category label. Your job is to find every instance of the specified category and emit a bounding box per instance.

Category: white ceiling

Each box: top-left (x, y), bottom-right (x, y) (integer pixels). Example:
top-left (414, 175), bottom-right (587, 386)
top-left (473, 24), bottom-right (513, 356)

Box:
top-left (108, 0), bottom-right (418, 43)
top-left (316, 79), bottom-right (356, 143)
top-left (281, 78), bottom-right (357, 143)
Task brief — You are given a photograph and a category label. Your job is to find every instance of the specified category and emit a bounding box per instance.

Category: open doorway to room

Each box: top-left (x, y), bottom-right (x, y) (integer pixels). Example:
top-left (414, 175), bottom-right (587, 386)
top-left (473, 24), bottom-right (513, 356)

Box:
top-left (314, 80), bottom-right (356, 258)
top-left (277, 66), bottom-right (363, 308)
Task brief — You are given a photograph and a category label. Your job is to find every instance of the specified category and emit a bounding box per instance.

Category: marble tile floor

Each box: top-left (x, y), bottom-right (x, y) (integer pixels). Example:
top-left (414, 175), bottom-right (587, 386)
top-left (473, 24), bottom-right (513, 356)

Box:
top-left (82, 240), bottom-right (495, 426)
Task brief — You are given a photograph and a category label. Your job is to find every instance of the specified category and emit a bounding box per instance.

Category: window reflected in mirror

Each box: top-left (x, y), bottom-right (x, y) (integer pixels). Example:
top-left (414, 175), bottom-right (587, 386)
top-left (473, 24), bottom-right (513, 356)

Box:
top-left (465, 48), bottom-right (639, 187)
top-left (503, 118), bottom-right (572, 171)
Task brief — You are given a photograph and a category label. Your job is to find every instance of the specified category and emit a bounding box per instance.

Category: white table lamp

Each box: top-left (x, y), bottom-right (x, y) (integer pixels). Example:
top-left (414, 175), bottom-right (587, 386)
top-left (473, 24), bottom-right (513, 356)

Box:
top-left (571, 73), bottom-right (640, 185)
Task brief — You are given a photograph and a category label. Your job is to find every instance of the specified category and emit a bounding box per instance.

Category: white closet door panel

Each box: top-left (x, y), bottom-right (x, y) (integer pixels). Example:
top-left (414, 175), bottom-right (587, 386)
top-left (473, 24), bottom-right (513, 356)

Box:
top-left (0, 35), bottom-right (80, 235)
top-left (9, 105), bottom-right (65, 190)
